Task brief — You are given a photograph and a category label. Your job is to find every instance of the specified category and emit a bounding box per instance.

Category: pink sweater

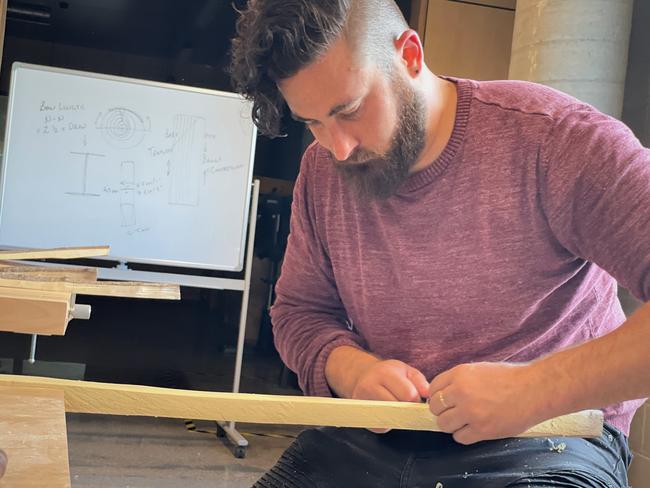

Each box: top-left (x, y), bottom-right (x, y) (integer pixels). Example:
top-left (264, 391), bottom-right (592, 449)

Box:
top-left (270, 78), bottom-right (650, 435)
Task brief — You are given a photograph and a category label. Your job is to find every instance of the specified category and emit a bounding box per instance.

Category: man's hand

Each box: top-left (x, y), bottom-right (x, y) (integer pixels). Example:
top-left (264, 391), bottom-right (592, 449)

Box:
top-left (353, 359), bottom-right (430, 433)
top-left (428, 362), bottom-right (548, 445)
top-left (352, 358), bottom-right (430, 402)
top-left (325, 346), bottom-right (430, 433)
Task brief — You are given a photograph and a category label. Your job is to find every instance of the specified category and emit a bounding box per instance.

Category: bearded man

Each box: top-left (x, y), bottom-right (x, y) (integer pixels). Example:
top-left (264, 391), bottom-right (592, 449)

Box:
top-left (230, 1), bottom-right (650, 486)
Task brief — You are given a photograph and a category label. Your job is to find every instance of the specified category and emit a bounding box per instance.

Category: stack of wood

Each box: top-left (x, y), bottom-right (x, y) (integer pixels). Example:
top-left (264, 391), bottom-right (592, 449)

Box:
top-left (0, 245), bottom-right (180, 485)
top-left (0, 245), bottom-right (180, 336)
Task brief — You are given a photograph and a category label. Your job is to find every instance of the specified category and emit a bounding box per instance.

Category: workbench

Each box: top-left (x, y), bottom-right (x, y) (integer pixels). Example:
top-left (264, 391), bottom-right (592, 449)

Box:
top-left (0, 386), bottom-right (71, 487)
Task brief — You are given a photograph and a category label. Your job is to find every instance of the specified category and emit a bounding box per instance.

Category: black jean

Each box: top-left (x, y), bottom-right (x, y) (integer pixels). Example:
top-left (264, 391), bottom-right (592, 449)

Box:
top-left (254, 423), bottom-right (631, 487)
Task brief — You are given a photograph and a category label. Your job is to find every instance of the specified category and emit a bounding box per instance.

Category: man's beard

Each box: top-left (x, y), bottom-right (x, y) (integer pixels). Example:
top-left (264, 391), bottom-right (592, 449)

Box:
top-left (334, 75), bottom-right (426, 200)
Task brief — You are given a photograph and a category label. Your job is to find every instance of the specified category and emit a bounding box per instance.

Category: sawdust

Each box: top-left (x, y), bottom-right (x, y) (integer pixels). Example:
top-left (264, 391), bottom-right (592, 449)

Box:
top-left (547, 439), bottom-right (567, 453)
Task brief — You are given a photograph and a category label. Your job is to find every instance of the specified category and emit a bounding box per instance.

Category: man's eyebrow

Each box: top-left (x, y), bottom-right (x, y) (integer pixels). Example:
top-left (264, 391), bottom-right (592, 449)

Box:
top-left (328, 98), bottom-right (362, 117)
top-left (290, 112), bottom-right (313, 123)
top-left (290, 98), bottom-right (363, 124)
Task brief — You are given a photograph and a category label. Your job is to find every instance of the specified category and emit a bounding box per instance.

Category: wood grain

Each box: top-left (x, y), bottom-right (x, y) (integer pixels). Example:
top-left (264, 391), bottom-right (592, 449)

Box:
top-left (0, 276), bottom-right (180, 300)
top-left (0, 263), bottom-right (98, 282)
top-left (0, 246), bottom-right (109, 260)
top-left (0, 375), bottom-right (604, 438)
top-left (0, 288), bottom-right (72, 335)
top-left (0, 386), bottom-right (71, 488)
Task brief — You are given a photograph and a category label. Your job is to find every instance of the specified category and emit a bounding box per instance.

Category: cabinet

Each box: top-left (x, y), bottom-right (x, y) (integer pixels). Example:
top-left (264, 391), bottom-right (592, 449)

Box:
top-left (412, 0), bottom-right (515, 80)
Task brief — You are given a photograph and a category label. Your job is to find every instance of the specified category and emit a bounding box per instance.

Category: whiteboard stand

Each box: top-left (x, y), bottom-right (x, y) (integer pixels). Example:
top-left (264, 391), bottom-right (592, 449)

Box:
top-left (106, 178), bottom-right (260, 458)
top-left (216, 177), bottom-right (260, 458)
top-left (22, 179), bottom-right (261, 458)
top-left (28, 334), bottom-right (37, 363)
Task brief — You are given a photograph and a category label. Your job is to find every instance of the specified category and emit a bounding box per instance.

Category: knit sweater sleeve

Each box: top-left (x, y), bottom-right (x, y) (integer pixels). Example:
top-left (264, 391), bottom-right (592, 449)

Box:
top-left (269, 145), bottom-right (367, 397)
top-left (540, 104), bottom-right (650, 302)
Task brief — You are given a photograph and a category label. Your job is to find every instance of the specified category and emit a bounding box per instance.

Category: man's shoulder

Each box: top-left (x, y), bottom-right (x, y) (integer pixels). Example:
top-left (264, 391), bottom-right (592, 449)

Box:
top-left (294, 141), bottom-right (342, 201)
top-left (302, 140), bottom-right (330, 161)
top-left (468, 78), bottom-right (586, 120)
top-left (300, 141), bottom-right (336, 177)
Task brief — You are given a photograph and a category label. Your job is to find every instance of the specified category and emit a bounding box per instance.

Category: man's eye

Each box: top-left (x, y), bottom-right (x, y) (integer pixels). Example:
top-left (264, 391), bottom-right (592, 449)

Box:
top-left (340, 106), bottom-right (361, 120)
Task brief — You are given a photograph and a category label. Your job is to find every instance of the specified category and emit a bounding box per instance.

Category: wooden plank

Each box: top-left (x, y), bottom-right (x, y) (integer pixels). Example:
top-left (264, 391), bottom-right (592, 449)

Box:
top-left (0, 288), bottom-right (72, 335)
top-left (0, 246), bottom-right (109, 260)
top-left (0, 375), bottom-right (604, 438)
top-left (0, 386), bottom-right (71, 488)
top-left (0, 276), bottom-right (180, 300)
top-left (0, 265), bottom-right (98, 283)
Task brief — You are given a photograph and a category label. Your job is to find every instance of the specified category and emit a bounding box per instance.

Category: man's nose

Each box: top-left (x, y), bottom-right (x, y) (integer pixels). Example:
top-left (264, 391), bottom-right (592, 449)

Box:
top-left (328, 124), bottom-right (358, 162)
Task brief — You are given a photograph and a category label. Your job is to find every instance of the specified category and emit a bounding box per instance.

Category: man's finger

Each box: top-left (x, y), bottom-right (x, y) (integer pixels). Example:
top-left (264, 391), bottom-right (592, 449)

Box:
top-left (452, 425), bottom-right (479, 445)
top-left (428, 369), bottom-right (453, 397)
top-left (381, 373), bottom-right (421, 403)
top-left (407, 367), bottom-right (430, 399)
top-left (436, 408), bottom-right (466, 434)
top-left (428, 388), bottom-right (454, 415)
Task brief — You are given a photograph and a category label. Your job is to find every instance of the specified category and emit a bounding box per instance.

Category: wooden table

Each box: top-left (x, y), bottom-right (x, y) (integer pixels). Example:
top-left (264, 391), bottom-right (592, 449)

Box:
top-left (0, 386), bottom-right (71, 487)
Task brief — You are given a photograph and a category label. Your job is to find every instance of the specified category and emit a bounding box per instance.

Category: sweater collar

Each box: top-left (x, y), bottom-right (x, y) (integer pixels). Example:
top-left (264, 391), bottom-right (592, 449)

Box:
top-left (399, 77), bottom-right (472, 193)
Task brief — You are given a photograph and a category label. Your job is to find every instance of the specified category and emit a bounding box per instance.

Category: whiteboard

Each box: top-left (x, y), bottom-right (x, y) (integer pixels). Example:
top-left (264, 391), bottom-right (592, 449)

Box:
top-left (0, 63), bottom-right (257, 271)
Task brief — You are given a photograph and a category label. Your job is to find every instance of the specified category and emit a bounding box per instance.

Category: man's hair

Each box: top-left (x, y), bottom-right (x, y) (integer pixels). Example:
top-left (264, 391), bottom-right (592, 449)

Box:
top-left (229, 0), bottom-right (409, 137)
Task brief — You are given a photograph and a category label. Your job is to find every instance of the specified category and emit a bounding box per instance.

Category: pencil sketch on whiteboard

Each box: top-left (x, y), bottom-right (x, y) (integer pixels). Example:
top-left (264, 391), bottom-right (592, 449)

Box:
top-left (65, 151), bottom-right (105, 197)
top-left (120, 161), bottom-right (136, 227)
top-left (95, 107), bottom-right (151, 149)
top-left (168, 114), bottom-right (205, 207)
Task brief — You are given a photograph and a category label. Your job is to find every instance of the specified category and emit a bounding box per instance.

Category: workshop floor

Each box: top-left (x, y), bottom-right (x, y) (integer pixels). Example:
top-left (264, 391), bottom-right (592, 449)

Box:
top-left (65, 354), bottom-right (303, 488)
top-left (67, 415), bottom-right (301, 488)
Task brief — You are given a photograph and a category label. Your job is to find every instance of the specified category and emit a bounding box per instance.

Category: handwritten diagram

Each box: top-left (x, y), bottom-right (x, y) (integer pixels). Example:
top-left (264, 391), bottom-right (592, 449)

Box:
top-left (39, 102), bottom-right (244, 234)
top-left (65, 151), bottom-right (105, 197)
top-left (120, 161), bottom-right (136, 227)
top-left (168, 114), bottom-right (206, 207)
top-left (95, 107), bottom-right (150, 149)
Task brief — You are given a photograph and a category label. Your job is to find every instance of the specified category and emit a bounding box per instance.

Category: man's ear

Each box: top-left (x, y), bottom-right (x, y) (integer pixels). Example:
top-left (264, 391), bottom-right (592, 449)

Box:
top-left (394, 29), bottom-right (424, 77)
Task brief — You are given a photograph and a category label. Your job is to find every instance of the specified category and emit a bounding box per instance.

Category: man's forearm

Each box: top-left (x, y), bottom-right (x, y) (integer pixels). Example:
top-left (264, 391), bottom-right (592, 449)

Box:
top-left (325, 345), bottom-right (381, 398)
top-left (530, 300), bottom-right (650, 419)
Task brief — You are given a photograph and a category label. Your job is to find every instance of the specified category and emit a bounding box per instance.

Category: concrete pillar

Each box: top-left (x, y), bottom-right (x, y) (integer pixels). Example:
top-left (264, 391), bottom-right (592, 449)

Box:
top-left (622, 3), bottom-right (650, 483)
top-left (622, 0), bottom-right (650, 146)
top-left (509, 0), bottom-right (634, 118)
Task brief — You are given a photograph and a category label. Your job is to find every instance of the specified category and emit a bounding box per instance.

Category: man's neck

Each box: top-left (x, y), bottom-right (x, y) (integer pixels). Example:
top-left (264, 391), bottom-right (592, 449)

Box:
top-left (410, 73), bottom-right (458, 173)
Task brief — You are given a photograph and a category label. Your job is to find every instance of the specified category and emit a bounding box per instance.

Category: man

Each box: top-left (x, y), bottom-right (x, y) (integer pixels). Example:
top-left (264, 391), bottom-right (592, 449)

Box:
top-left (230, 0), bottom-right (650, 485)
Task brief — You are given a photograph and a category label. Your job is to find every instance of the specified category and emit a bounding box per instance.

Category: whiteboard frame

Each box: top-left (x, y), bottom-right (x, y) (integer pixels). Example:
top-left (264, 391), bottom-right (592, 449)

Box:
top-left (0, 62), bottom-right (257, 272)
